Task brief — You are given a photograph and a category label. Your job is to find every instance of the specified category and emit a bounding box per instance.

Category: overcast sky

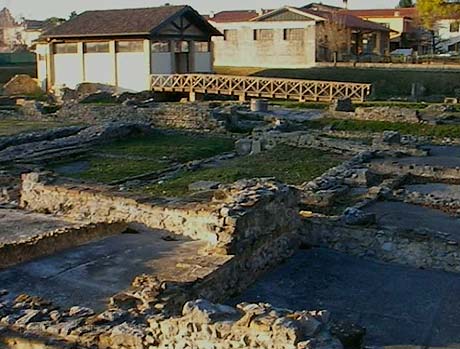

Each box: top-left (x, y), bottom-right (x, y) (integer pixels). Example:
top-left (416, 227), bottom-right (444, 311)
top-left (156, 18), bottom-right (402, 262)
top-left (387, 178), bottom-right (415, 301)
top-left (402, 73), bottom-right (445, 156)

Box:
top-left (1, 0), bottom-right (401, 20)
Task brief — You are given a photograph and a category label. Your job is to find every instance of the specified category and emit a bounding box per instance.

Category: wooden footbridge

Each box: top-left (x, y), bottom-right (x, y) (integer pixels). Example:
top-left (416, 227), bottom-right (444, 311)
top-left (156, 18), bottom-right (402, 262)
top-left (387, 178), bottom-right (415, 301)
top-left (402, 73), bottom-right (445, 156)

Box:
top-left (150, 74), bottom-right (372, 102)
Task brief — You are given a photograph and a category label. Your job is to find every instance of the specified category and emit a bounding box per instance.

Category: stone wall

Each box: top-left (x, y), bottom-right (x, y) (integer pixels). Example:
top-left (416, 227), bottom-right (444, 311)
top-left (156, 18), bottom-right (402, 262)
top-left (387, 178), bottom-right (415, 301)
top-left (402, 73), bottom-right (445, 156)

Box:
top-left (302, 217), bottom-right (460, 273)
top-left (56, 102), bottom-right (226, 132)
top-left (356, 107), bottom-right (421, 123)
top-left (1, 296), bottom-right (342, 349)
top-left (370, 161), bottom-right (460, 183)
top-left (0, 222), bottom-right (127, 269)
top-left (20, 173), bottom-right (301, 256)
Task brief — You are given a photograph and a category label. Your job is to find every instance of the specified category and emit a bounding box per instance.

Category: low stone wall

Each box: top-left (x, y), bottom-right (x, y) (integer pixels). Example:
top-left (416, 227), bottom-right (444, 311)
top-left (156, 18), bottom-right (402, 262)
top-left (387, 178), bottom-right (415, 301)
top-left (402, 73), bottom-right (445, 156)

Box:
top-left (20, 172), bottom-right (222, 244)
top-left (331, 107), bottom-right (420, 124)
top-left (370, 161), bottom-right (460, 183)
top-left (56, 102), bottom-right (226, 132)
top-left (20, 173), bottom-right (301, 256)
top-left (302, 217), bottom-right (460, 273)
top-left (1, 296), bottom-right (342, 349)
top-left (0, 222), bottom-right (127, 269)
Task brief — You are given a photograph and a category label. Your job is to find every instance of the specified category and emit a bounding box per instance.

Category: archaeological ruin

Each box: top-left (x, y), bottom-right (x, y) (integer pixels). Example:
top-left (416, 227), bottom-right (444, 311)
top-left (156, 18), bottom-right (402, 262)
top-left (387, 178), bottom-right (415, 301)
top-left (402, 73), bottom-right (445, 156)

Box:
top-left (2, 78), bottom-right (460, 349)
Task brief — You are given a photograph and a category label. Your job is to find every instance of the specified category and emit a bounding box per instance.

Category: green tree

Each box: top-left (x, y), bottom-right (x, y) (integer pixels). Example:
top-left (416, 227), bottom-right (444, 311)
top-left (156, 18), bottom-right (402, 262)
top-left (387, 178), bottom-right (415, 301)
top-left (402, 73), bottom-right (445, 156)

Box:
top-left (69, 11), bottom-right (78, 19)
top-left (417, 0), bottom-right (460, 29)
top-left (397, 0), bottom-right (414, 8)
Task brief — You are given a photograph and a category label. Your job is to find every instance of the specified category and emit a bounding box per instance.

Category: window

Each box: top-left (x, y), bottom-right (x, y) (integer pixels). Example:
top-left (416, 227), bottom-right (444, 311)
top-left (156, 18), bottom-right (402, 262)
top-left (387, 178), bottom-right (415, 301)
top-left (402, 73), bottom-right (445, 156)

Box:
top-left (53, 43), bottom-right (78, 54)
top-left (223, 29), bottom-right (237, 41)
top-left (174, 41), bottom-right (189, 53)
top-left (283, 28), bottom-right (304, 41)
top-left (254, 29), bottom-right (273, 41)
top-left (84, 42), bottom-right (109, 53)
top-left (152, 41), bottom-right (170, 53)
top-left (450, 21), bottom-right (460, 32)
top-left (116, 41), bottom-right (144, 53)
top-left (195, 42), bottom-right (210, 52)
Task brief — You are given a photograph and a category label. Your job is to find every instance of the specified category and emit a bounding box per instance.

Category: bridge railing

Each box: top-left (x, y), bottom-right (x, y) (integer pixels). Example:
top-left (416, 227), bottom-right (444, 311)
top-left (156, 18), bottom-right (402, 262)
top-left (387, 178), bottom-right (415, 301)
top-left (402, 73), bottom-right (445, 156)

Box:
top-left (150, 74), bottom-right (372, 102)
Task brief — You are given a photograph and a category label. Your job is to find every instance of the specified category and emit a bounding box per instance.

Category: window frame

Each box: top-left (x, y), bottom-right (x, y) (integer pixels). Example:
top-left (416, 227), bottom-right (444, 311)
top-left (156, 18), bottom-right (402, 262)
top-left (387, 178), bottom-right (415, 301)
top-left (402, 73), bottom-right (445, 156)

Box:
top-left (115, 40), bottom-right (144, 53)
top-left (53, 43), bottom-right (78, 54)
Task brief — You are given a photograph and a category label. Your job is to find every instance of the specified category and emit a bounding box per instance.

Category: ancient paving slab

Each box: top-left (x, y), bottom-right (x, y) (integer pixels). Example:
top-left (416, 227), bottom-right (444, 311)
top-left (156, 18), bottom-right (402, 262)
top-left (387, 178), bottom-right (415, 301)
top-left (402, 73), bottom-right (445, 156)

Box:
top-left (371, 145), bottom-right (460, 170)
top-left (0, 224), bottom-right (227, 311)
top-left (232, 248), bottom-right (460, 348)
top-left (405, 183), bottom-right (460, 201)
top-left (0, 209), bottom-right (77, 246)
top-left (364, 201), bottom-right (460, 240)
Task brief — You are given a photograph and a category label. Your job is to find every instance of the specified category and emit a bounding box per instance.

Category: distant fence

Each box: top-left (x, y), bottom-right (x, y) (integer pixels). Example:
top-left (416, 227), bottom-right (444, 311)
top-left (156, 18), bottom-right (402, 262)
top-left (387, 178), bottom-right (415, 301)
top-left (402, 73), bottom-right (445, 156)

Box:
top-left (0, 52), bottom-right (36, 65)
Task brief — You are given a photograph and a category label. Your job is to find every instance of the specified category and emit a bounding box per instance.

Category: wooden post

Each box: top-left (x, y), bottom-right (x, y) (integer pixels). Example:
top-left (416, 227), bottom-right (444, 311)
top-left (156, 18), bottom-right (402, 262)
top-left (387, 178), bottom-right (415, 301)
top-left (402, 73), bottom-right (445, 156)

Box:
top-left (144, 39), bottom-right (152, 91)
top-left (109, 41), bottom-right (117, 87)
top-left (78, 42), bottom-right (85, 83)
top-left (46, 43), bottom-right (54, 91)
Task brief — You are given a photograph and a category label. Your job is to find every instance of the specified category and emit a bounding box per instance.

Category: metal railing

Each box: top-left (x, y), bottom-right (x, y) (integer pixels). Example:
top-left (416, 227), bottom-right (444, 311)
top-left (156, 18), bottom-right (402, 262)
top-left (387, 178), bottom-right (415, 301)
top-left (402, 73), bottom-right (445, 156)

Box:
top-left (151, 74), bottom-right (372, 102)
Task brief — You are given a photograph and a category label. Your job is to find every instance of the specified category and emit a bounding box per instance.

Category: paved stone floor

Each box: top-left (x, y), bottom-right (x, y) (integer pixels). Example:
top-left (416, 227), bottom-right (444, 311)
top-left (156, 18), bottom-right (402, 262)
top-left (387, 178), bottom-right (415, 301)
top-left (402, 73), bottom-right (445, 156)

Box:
top-left (233, 248), bottom-right (460, 348)
top-left (0, 225), bottom-right (227, 311)
top-left (364, 201), bottom-right (460, 240)
top-left (0, 209), bottom-right (77, 246)
top-left (405, 183), bottom-right (460, 201)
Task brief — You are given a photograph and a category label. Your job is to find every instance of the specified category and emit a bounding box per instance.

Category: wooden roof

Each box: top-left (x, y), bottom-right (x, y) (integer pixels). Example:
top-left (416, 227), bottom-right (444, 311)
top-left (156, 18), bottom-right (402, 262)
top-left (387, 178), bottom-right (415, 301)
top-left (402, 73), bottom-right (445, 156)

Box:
top-left (42, 5), bottom-right (221, 39)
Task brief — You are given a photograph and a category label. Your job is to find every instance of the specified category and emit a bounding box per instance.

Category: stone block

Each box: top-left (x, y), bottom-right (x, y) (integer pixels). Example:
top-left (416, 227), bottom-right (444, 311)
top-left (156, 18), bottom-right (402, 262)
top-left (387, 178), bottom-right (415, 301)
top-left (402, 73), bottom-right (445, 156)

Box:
top-left (3, 74), bottom-right (42, 96)
top-left (329, 98), bottom-right (353, 112)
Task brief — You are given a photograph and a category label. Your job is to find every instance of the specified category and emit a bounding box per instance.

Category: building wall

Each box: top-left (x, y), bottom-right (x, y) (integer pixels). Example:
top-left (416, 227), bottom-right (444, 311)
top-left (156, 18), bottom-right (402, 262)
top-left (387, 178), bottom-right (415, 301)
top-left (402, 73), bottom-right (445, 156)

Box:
top-left (194, 52), bottom-right (212, 72)
top-left (39, 38), bottom-right (214, 92)
top-left (211, 21), bottom-right (317, 68)
top-left (437, 19), bottom-right (460, 52)
top-left (53, 53), bottom-right (83, 89)
top-left (84, 53), bottom-right (113, 85)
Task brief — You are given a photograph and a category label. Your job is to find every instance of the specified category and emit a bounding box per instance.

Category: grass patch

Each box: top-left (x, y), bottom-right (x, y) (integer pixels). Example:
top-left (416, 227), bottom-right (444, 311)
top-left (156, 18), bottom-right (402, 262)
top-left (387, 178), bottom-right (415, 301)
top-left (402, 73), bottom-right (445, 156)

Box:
top-left (305, 118), bottom-right (460, 138)
top-left (0, 119), bottom-right (78, 137)
top-left (271, 101), bottom-right (328, 110)
top-left (142, 145), bottom-right (344, 198)
top-left (50, 132), bottom-right (235, 183)
top-left (215, 66), bottom-right (460, 99)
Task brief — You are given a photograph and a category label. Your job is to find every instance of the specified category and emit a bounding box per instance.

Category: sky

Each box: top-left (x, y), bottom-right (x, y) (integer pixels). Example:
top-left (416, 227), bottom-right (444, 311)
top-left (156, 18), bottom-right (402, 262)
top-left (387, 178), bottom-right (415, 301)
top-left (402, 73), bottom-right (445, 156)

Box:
top-left (1, 0), bottom-right (400, 20)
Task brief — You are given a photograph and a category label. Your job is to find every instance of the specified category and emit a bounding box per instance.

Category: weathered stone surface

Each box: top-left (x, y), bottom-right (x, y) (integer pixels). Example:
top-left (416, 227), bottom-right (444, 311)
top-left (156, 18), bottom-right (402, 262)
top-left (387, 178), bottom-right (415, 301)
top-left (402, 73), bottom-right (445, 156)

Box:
top-left (3, 75), bottom-right (41, 96)
top-left (235, 138), bottom-right (252, 156)
top-left (329, 98), bottom-right (353, 112)
top-left (353, 107), bottom-right (420, 123)
top-left (188, 181), bottom-right (220, 192)
top-left (382, 130), bottom-right (401, 145)
top-left (342, 208), bottom-right (376, 226)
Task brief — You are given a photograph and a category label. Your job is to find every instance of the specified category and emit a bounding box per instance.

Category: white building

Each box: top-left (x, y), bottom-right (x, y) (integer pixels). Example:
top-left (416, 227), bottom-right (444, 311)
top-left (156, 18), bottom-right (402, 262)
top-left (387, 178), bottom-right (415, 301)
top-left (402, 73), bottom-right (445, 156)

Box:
top-left (36, 5), bottom-right (221, 92)
top-left (436, 19), bottom-right (460, 52)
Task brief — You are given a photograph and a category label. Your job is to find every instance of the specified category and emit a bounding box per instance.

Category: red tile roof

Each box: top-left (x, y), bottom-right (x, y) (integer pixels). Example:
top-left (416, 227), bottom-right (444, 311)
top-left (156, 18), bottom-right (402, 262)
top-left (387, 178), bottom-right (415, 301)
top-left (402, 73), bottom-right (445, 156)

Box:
top-left (347, 8), bottom-right (418, 19)
top-left (205, 10), bottom-right (271, 23)
top-left (301, 8), bottom-right (392, 32)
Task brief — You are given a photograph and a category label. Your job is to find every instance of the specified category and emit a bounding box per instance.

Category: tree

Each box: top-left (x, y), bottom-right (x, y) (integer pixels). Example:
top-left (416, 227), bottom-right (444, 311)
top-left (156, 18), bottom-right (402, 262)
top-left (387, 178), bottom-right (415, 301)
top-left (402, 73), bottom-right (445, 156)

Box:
top-left (417, 0), bottom-right (460, 29)
top-left (397, 0), bottom-right (414, 8)
top-left (316, 13), bottom-right (349, 64)
top-left (416, 0), bottom-right (460, 53)
top-left (69, 11), bottom-right (78, 20)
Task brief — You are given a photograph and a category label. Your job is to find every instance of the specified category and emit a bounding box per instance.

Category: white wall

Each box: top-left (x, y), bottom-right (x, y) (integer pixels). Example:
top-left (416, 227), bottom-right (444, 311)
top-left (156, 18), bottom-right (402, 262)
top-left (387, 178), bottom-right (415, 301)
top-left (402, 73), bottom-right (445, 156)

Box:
top-left (35, 44), bottom-right (48, 90)
top-left (117, 52), bottom-right (149, 91)
top-left (437, 19), bottom-right (460, 52)
top-left (151, 52), bottom-right (174, 74)
top-left (211, 21), bottom-right (317, 68)
top-left (53, 53), bottom-right (82, 89)
top-left (194, 52), bottom-right (212, 72)
top-left (84, 53), bottom-right (113, 84)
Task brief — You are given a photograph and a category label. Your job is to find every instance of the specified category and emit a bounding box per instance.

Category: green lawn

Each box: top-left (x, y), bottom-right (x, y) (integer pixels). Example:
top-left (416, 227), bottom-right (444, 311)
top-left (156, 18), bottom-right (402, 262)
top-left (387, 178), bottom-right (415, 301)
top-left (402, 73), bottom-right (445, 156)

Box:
top-left (215, 66), bottom-right (460, 100)
top-left (50, 132), bottom-right (235, 183)
top-left (141, 145), bottom-right (344, 198)
top-left (0, 119), bottom-right (78, 137)
top-left (305, 118), bottom-right (460, 138)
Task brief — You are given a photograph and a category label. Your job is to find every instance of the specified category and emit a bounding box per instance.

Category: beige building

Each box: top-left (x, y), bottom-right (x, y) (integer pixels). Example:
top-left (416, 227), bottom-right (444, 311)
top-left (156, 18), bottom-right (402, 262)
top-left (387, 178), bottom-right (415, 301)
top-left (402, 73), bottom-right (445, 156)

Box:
top-left (208, 3), bottom-right (391, 68)
top-left (36, 5), bottom-right (221, 91)
top-left (347, 8), bottom-right (425, 52)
